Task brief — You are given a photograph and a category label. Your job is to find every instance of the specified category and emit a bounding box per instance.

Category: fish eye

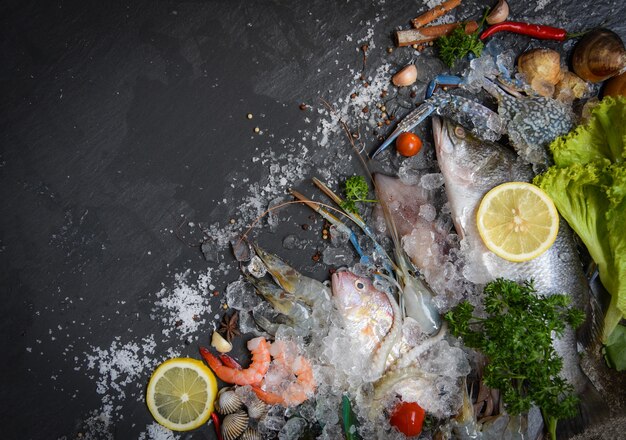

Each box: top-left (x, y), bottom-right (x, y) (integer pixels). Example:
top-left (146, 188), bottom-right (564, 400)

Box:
top-left (354, 280), bottom-right (365, 290)
top-left (454, 126), bottom-right (466, 138)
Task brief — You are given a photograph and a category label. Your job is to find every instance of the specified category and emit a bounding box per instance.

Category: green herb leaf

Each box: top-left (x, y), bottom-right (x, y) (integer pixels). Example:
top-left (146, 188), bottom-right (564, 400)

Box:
top-left (341, 175), bottom-right (376, 215)
top-left (436, 25), bottom-right (484, 68)
top-left (445, 278), bottom-right (584, 439)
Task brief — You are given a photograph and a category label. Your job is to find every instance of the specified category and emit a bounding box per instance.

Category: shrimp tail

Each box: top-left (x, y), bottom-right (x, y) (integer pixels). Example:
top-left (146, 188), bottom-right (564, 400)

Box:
top-left (251, 386), bottom-right (288, 406)
top-left (219, 353), bottom-right (242, 370)
top-left (199, 346), bottom-right (224, 371)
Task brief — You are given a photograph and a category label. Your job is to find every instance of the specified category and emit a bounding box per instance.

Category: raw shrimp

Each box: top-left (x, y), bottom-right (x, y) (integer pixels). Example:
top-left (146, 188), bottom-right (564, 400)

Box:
top-left (252, 340), bottom-right (316, 407)
top-left (199, 336), bottom-right (271, 386)
top-left (252, 244), bottom-right (331, 305)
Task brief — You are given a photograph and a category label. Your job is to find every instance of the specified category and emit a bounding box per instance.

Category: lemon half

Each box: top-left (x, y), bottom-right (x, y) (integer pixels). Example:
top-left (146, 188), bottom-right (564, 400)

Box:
top-left (146, 357), bottom-right (218, 431)
top-left (476, 182), bottom-right (559, 262)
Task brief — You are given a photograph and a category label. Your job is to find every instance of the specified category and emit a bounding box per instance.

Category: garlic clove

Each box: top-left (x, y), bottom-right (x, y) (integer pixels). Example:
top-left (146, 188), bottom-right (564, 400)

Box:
top-left (392, 64), bottom-right (418, 87)
top-left (486, 0), bottom-right (509, 25)
top-left (211, 331), bottom-right (233, 353)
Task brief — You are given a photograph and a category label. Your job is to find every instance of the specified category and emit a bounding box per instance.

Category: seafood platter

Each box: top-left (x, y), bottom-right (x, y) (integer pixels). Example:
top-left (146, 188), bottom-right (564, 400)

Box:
top-left (143, 1), bottom-right (626, 440)
top-left (7, 0), bottom-right (625, 439)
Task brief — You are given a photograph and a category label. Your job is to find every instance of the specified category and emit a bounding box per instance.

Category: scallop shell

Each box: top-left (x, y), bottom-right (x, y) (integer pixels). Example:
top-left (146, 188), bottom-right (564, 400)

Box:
top-left (215, 387), bottom-right (243, 415)
top-left (239, 426), bottom-right (261, 440)
top-left (221, 410), bottom-right (249, 440)
top-left (246, 398), bottom-right (268, 420)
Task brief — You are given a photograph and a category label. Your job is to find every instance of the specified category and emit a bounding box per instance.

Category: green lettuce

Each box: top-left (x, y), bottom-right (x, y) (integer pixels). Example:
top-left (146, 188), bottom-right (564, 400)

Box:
top-left (533, 97), bottom-right (626, 347)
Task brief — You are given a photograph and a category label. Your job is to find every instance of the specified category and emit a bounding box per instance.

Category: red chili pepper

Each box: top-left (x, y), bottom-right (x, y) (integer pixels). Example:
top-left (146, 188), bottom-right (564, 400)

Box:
top-left (211, 412), bottom-right (224, 440)
top-left (480, 21), bottom-right (568, 41)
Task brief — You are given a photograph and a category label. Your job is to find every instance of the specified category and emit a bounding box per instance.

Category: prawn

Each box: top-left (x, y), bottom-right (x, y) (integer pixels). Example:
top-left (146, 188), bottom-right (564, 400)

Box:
top-left (253, 340), bottom-right (316, 407)
top-left (199, 336), bottom-right (271, 386)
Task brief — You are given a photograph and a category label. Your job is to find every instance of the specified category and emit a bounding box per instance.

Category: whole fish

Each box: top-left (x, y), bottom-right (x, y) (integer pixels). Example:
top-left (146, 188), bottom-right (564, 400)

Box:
top-left (374, 174), bottom-right (466, 302)
top-left (432, 116), bottom-right (604, 433)
top-left (373, 178), bottom-right (443, 335)
top-left (331, 270), bottom-right (402, 378)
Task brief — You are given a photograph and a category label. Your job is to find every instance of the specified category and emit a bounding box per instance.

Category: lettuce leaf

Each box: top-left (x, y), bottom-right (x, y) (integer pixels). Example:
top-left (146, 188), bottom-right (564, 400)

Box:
top-left (549, 97), bottom-right (626, 165)
top-left (533, 96), bottom-right (626, 344)
top-left (603, 324), bottom-right (626, 371)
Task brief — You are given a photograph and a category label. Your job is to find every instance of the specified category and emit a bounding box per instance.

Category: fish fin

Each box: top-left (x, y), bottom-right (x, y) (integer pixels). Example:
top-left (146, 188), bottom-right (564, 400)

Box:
top-left (574, 244), bottom-right (609, 347)
top-left (556, 380), bottom-right (609, 439)
top-left (576, 276), bottom-right (606, 348)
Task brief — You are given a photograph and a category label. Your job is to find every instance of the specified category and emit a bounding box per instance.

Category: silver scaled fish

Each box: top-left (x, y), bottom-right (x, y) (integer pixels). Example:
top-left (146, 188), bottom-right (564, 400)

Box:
top-left (432, 116), bottom-right (605, 434)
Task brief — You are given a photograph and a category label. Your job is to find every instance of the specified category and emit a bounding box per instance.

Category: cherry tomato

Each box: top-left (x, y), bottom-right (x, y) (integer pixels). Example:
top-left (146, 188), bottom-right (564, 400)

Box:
top-left (389, 401), bottom-right (425, 437)
top-left (395, 132), bottom-right (423, 157)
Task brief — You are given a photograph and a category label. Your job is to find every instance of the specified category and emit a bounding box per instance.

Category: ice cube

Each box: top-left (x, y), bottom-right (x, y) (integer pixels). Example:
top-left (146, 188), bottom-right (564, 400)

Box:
top-left (329, 225), bottom-right (350, 247)
top-left (419, 203), bottom-right (437, 222)
top-left (297, 401), bottom-right (316, 421)
top-left (315, 394), bottom-right (340, 426)
top-left (282, 234), bottom-right (307, 250)
top-left (225, 279), bottom-right (263, 312)
top-left (238, 310), bottom-right (266, 337)
top-left (320, 423), bottom-right (343, 440)
top-left (201, 238), bottom-right (220, 262)
top-left (278, 417), bottom-right (307, 440)
top-left (322, 246), bottom-right (354, 266)
top-left (263, 415), bottom-right (287, 432)
top-left (420, 173), bottom-right (444, 190)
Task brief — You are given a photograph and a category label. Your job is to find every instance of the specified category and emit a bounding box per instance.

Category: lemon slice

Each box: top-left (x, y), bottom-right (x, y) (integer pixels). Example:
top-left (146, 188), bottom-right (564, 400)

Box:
top-left (146, 358), bottom-right (218, 431)
top-left (476, 182), bottom-right (559, 262)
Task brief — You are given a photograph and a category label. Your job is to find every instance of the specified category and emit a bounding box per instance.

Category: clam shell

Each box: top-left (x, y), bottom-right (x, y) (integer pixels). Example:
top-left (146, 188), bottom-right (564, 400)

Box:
top-left (239, 426), bottom-right (261, 440)
top-left (572, 28), bottom-right (626, 83)
top-left (246, 398), bottom-right (268, 420)
top-left (222, 410), bottom-right (249, 440)
top-left (215, 387), bottom-right (243, 415)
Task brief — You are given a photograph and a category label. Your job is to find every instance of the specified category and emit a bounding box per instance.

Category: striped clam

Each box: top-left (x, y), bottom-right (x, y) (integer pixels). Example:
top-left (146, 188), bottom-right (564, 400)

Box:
top-left (216, 386), bottom-right (269, 439)
top-left (222, 410), bottom-right (249, 440)
top-left (245, 395), bottom-right (268, 421)
top-left (239, 426), bottom-right (262, 440)
top-left (215, 387), bottom-right (243, 415)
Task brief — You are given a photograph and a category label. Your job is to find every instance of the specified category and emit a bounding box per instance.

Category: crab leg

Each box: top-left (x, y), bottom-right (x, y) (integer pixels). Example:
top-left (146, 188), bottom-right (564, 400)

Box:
top-left (425, 74), bottom-right (463, 99)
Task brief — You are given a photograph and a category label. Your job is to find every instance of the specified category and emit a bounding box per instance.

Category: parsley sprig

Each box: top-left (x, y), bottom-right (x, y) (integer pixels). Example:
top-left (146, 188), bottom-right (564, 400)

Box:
top-left (436, 9), bottom-right (490, 68)
top-left (436, 24), bottom-right (484, 68)
top-left (339, 175), bottom-right (377, 215)
top-left (445, 279), bottom-right (585, 440)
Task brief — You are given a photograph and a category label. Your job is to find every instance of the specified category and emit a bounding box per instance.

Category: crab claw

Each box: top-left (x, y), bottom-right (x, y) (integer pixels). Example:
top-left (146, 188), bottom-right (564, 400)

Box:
top-left (370, 103), bottom-right (435, 159)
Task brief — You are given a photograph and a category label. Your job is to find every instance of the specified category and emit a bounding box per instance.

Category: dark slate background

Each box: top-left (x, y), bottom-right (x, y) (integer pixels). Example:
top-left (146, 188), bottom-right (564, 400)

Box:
top-left (1, 0), bottom-right (625, 439)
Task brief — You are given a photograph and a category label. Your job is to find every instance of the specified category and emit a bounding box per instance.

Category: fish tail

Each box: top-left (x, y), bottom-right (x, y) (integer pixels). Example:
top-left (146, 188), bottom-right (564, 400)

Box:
top-left (556, 379), bottom-right (609, 439)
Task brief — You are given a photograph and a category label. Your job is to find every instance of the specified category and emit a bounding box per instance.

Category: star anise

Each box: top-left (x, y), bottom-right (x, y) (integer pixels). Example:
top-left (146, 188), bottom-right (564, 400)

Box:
top-left (217, 311), bottom-right (240, 342)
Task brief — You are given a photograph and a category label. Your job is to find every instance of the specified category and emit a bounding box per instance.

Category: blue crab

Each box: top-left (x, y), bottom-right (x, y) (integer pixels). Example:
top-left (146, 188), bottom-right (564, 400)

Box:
top-left (371, 67), bottom-right (574, 169)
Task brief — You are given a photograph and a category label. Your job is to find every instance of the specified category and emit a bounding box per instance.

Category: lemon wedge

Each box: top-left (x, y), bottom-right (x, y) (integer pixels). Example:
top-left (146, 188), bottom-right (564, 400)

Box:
top-left (476, 182), bottom-right (559, 262)
top-left (146, 357), bottom-right (218, 431)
